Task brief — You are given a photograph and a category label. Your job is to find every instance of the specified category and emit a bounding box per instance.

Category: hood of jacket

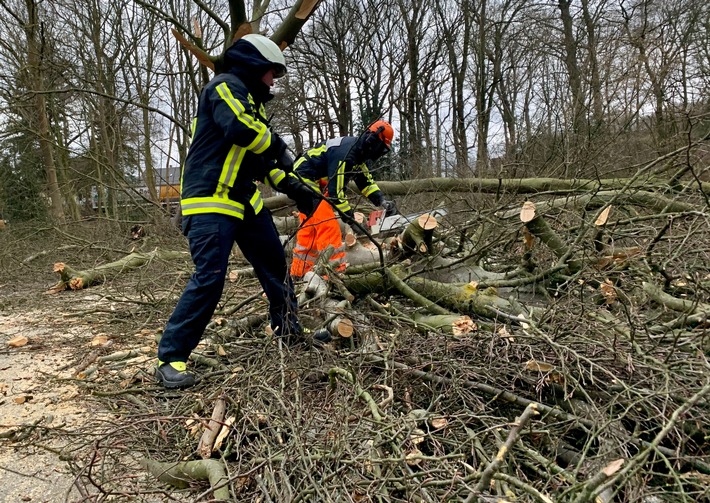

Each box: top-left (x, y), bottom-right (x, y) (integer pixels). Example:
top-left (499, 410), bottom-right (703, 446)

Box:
top-left (223, 39), bottom-right (274, 105)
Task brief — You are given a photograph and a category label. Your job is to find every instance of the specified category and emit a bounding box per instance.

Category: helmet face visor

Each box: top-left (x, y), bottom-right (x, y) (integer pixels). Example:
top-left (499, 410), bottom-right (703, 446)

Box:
top-left (273, 64), bottom-right (286, 78)
top-left (362, 131), bottom-right (390, 159)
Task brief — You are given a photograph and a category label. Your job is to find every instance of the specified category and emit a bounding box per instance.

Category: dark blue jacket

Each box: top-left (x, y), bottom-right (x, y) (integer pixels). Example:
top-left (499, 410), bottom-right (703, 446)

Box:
top-left (292, 136), bottom-right (384, 215)
top-left (180, 42), bottom-right (288, 219)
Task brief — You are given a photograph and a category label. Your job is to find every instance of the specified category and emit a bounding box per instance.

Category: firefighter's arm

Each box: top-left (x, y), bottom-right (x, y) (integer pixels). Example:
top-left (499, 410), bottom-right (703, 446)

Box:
top-left (210, 80), bottom-right (281, 157)
top-left (355, 161), bottom-right (397, 216)
top-left (276, 173), bottom-right (319, 216)
top-left (353, 160), bottom-right (382, 202)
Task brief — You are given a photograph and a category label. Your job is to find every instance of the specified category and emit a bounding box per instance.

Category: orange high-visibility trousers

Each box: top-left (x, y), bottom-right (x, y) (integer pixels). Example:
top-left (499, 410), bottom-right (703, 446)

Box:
top-left (290, 199), bottom-right (346, 278)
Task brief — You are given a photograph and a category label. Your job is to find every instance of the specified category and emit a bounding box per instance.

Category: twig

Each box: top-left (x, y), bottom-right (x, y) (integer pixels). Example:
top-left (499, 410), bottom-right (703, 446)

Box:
top-left (468, 403), bottom-right (539, 500)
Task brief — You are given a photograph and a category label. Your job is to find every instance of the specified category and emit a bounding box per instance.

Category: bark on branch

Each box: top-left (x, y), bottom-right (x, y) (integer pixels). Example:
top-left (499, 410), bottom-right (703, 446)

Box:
top-left (140, 458), bottom-right (230, 501)
top-left (51, 250), bottom-right (189, 291)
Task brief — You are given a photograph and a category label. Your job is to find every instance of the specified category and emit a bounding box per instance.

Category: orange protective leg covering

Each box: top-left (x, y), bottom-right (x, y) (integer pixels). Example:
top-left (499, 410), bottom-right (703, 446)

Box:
top-left (290, 200), bottom-right (346, 278)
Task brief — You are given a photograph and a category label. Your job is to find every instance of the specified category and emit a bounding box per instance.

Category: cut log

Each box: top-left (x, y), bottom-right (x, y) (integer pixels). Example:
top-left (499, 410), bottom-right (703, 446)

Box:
top-left (399, 213), bottom-right (438, 255)
top-left (329, 317), bottom-right (354, 338)
top-left (297, 271), bottom-right (330, 306)
top-left (323, 299), bottom-right (355, 338)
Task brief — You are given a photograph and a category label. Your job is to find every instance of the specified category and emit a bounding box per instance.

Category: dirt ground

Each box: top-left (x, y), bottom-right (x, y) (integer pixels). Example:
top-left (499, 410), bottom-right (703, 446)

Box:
top-left (0, 287), bottom-right (181, 503)
top-left (0, 223), bottom-right (222, 503)
top-left (1, 307), bottom-right (93, 503)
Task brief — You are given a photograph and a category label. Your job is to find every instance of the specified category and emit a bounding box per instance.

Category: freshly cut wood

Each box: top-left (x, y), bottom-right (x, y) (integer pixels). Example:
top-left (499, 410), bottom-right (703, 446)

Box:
top-left (197, 396), bottom-right (227, 459)
top-left (595, 205), bottom-right (612, 226)
top-left (417, 213), bottom-right (438, 230)
top-left (595, 246), bottom-right (642, 269)
top-left (323, 299), bottom-right (355, 338)
top-left (411, 313), bottom-right (476, 335)
top-left (520, 201), bottom-right (536, 222)
top-left (400, 213), bottom-right (438, 255)
top-left (330, 317), bottom-right (354, 338)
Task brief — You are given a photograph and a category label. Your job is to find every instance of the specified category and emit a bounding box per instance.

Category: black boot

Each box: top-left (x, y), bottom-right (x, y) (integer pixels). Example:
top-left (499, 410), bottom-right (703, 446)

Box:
top-left (311, 328), bottom-right (332, 344)
top-left (155, 361), bottom-right (197, 389)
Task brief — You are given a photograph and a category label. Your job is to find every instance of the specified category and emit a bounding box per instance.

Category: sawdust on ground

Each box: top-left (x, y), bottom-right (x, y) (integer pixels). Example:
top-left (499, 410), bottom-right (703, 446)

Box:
top-left (0, 303), bottom-right (133, 503)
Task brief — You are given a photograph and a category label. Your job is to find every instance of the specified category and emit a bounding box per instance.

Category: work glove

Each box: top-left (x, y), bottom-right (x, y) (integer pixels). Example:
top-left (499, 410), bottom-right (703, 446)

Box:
top-left (264, 132), bottom-right (294, 172)
top-left (382, 199), bottom-right (398, 217)
top-left (284, 175), bottom-right (318, 216)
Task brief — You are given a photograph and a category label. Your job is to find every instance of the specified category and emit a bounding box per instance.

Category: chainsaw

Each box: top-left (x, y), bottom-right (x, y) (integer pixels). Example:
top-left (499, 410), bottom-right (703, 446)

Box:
top-left (367, 208), bottom-right (447, 236)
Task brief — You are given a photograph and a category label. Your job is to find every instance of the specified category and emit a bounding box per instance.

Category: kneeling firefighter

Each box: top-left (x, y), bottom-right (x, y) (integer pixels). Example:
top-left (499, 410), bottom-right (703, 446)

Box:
top-left (288, 120), bottom-right (398, 278)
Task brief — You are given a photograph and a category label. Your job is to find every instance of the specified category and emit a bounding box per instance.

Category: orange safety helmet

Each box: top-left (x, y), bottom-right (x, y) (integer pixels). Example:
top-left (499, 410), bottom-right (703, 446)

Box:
top-left (367, 120), bottom-right (394, 147)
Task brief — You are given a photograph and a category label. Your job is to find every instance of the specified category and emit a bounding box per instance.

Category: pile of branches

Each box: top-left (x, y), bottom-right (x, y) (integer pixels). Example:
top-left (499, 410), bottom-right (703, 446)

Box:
top-left (19, 176), bottom-right (706, 502)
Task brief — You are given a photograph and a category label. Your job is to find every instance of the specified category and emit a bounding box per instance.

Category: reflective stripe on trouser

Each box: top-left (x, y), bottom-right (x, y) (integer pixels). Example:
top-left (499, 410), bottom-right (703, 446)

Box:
top-left (290, 199), bottom-right (346, 277)
top-left (158, 210), bottom-right (300, 363)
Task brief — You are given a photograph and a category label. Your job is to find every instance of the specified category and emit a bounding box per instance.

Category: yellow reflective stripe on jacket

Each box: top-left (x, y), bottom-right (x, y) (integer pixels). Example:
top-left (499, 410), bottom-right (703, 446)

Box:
top-left (335, 160), bottom-right (348, 205)
top-left (361, 183), bottom-right (380, 197)
top-left (219, 145), bottom-right (247, 197)
top-left (250, 191), bottom-right (263, 214)
top-left (305, 143), bottom-right (328, 157)
top-left (358, 161), bottom-right (380, 197)
top-left (291, 173), bottom-right (320, 192)
top-left (335, 198), bottom-right (351, 212)
top-left (215, 82), bottom-right (270, 154)
top-left (182, 196), bottom-right (246, 218)
top-left (266, 168), bottom-right (286, 187)
top-left (181, 190), bottom-right (263, 219)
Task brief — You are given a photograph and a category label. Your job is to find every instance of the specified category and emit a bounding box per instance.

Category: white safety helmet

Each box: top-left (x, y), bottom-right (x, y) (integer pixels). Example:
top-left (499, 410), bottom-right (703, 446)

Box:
top-left (241, 34), bottom-right (287, 77)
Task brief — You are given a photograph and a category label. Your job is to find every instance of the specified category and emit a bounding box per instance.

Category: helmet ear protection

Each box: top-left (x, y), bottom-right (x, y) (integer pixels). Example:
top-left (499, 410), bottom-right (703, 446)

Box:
top-left (367, 120), bottom-right (394, 147)
top-left (359, 120), bottom-right (394, 159)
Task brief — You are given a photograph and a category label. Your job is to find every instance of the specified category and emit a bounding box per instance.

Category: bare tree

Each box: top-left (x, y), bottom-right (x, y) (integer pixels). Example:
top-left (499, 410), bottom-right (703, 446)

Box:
top-left (434, 0), bottom-right (472, 176)
top-left (0, 0), bottom-right (66, 222)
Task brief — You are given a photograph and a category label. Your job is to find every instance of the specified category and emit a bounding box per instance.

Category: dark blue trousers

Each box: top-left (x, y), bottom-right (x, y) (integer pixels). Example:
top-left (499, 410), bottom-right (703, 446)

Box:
top-left (158, 209), bottom-right (300, 363)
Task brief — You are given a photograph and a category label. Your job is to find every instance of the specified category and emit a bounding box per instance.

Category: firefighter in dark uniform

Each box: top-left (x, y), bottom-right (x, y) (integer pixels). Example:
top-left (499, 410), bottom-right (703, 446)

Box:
top-left (289, 121), bottom-right (398, 278)
top-left (156, 34), bottom-right (316, 389)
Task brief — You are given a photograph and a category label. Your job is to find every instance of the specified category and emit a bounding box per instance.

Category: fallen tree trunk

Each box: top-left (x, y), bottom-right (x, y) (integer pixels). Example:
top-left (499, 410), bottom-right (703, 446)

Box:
top-left (263, 175), bottom-right (710, 211)
top-left (498, 190), bottom-right (699, 219)
top-left (344, 264), bottom-right (520, 320)
top-left (51, 249), bottom-right (189, 291)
